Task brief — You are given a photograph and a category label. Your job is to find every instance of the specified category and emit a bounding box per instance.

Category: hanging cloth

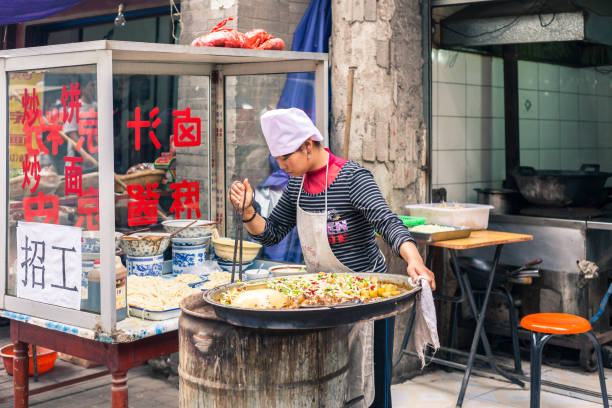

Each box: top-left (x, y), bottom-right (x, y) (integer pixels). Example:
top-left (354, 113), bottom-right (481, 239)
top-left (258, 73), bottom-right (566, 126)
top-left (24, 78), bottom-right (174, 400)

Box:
top-left (0, 0), bottom-right (86, 25)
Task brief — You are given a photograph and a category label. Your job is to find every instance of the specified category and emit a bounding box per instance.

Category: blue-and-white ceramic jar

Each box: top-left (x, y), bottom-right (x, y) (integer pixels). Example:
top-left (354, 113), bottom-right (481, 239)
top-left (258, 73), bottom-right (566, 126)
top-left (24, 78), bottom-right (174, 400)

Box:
top-left (126, 254), bottom-right (164, 276)
top-left (81, 259), bottom-right (94, 299)
top-left (172, 242), bottom-right (207, 274)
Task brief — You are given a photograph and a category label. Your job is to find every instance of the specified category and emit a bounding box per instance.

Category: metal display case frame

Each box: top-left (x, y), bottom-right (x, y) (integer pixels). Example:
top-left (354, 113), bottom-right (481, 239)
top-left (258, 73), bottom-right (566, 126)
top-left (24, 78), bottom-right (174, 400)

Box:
top-left (0, 40), bottom-right (328, 334)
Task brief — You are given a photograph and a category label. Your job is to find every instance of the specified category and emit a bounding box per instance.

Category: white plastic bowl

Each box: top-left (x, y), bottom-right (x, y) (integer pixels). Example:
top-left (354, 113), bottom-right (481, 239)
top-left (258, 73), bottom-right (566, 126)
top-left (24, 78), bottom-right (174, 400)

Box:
top-left (268, 264), bottom-right (307, 277)
top-left (404, 203), bottom-right (494, 230)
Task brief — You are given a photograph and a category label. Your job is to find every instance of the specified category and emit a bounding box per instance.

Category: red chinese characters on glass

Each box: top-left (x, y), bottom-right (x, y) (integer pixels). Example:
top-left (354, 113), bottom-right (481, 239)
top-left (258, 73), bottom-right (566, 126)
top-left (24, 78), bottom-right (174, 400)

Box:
top-left (23, 117), bottom-right (48, 156)
top-left (173, 107), bottom-right (201, 147)
top-left (169, 180), bottom-right (200, 219)
top-left (61, 82), bottom-right (81, 123)
top-left (75, 187), bottom-right (99, 231)
top-left (21, 152), bottom-right (41, 193)
top-left (36, 109), bottom-right (64, 155)
top-left (64, 156), bottom-right (84, 196)
top-left (21, 88), bottom-right (41, 127)
top-left (127, 182), bottom-right (160, 226)
top-left (23, 191), bottom-right (59, 224)
top-left (127, 107), bottom-right (162, 151)
top-left (76, 109), bottom-right (98, 154)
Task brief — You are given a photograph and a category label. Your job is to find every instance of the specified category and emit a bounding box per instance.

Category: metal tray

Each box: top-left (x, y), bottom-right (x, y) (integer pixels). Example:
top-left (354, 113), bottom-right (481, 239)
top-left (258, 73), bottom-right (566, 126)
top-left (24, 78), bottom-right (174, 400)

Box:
top-left (128, 305), bottom-right (180, 320)
top-left (198, 272), bottom-right (421, 330)
top-left (408, 225), bottom-right (472, 242)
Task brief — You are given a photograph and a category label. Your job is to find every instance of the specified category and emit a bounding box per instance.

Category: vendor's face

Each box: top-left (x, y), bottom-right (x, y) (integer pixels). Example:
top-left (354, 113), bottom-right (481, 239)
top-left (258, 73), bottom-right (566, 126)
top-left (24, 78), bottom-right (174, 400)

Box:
top-left (275, 144), bottom-right (309, 177)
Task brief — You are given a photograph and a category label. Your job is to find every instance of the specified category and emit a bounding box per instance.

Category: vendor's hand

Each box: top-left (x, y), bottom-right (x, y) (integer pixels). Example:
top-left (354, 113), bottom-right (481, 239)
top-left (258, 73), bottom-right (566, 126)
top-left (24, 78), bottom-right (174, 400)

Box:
top-left (399, 241), bottom-right (436, 290)
top-left (406, 261), bottom-right (436, 291)
top-left (228, 178), bottom-right (254, 212)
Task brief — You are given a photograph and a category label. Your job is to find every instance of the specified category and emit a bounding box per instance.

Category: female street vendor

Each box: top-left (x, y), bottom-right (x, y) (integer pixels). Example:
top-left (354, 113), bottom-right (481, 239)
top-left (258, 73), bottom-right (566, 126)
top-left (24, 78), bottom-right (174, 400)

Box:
top-left (228, 107), bottom-right (435, 408)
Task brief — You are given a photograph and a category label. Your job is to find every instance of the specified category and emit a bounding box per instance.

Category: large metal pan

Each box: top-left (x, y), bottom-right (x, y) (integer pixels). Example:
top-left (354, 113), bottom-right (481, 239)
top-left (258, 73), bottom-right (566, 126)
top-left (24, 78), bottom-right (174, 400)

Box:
top-left (202, 272), bottom-right (421, 330)
top-left (513, 165), bottom-right (612, 207)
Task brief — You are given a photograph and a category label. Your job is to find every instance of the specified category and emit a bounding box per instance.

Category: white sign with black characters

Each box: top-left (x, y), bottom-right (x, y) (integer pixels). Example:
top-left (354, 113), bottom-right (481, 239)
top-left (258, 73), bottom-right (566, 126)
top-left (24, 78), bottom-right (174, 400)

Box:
top-left (16, 221), bottom-right (83, 310)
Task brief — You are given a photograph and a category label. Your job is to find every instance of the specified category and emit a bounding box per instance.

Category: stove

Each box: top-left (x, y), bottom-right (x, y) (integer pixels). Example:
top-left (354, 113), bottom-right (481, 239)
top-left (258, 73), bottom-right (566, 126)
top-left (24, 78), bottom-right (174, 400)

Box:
top-left (520, 206), bottom-right (604, 219)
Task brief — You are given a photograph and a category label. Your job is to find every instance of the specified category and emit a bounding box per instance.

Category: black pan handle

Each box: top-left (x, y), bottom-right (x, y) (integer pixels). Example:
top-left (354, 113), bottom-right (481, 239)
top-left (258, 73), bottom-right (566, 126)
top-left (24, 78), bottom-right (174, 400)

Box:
top-left (516, 166), bottom-right (537, 176)
top-left (580, 164), bottom-right (600, 173)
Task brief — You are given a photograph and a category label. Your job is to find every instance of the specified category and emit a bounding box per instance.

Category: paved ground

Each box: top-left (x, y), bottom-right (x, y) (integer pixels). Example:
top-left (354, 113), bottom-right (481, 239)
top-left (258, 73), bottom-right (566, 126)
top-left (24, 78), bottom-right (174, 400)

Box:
top-left (0, 321), bottom-right (608, 407)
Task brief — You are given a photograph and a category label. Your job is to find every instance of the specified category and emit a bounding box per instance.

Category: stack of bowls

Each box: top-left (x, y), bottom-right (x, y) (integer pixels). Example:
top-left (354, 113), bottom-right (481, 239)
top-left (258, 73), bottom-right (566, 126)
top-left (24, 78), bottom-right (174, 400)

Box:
top-left (119, 232), bottom-right (170, 276)
top-left (211, 237), bottom-right (262, 272)
top-left (162, 219), bottom-right (216, 274)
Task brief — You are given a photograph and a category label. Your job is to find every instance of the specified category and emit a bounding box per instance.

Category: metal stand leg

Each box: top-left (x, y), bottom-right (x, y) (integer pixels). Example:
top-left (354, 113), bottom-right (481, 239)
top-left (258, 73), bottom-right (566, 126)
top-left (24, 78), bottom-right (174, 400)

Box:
top-left (453, 245), bottom-right (523, 408)
top-left (498, 287), bottom-right (523, 375)
top-left (584, 331), bottom-right (609, 408)
top-left (529, 332), bottom-right (552, 408)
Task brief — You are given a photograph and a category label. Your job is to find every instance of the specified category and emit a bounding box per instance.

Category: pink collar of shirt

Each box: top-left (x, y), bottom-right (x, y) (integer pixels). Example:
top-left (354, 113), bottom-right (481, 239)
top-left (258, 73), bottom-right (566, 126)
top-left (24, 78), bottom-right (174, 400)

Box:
top-left (303, 149), bottom-right (348, 194)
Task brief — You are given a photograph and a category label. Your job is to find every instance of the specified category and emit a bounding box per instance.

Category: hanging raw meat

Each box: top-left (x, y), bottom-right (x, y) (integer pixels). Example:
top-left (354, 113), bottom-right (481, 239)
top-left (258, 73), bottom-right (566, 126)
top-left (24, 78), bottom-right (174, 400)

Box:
top-left (191, 17), bottom-right (246, 48)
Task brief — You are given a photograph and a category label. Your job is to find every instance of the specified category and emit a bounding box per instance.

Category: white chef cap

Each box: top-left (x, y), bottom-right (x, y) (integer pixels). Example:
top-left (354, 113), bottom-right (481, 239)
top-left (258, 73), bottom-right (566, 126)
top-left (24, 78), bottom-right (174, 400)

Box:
top-left (260, 108), bottom-right (323, 157)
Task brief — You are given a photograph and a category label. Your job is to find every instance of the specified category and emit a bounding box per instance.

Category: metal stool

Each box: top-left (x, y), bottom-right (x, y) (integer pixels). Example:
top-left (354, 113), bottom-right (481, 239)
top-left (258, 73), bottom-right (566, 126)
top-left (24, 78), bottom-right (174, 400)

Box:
top-left (521, 313), bottom-right (609, 408)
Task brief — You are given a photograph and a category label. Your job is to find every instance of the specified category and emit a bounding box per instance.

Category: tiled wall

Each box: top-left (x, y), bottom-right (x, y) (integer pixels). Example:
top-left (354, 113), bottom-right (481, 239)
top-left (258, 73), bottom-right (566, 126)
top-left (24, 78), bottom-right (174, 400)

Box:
top-left (432, 50), bottom-right (506, 203)
top-left (517, 61), bottom-right (612, 174)
top-left (432, 49), bottom-right (612, 203)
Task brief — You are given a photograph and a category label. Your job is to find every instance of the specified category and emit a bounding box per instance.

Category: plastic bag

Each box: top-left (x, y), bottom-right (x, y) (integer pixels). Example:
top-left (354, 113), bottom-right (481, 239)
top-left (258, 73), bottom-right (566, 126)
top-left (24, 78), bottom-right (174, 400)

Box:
top-left (191, 17), bottom-right (246, 48)
top-left (244, 29), bottom-right (273, 49)
top-left (257, 37), bottom-right (285, 50)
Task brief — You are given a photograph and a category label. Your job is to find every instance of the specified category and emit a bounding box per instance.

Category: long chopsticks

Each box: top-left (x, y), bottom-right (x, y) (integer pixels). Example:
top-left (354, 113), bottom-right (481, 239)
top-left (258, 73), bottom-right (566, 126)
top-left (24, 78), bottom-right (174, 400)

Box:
top-left (231, 190), bottom-right (247, 283)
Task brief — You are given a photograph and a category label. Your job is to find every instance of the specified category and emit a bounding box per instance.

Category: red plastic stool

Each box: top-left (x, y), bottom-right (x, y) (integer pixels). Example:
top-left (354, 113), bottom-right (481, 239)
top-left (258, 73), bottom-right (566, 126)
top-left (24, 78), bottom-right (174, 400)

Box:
top-left (521, 313), bottom-right (609, 408)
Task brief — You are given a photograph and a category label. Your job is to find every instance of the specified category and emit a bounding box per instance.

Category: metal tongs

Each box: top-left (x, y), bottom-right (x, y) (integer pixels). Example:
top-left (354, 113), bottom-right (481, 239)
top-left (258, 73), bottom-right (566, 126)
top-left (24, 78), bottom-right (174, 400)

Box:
top-left (231, 190), bottom-right (247, 283)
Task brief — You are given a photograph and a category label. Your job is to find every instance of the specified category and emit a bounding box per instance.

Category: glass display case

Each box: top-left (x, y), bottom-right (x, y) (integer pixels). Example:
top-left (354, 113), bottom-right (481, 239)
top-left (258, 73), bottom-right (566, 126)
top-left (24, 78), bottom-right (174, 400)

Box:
top-left (0, 40), bottom-right (328, 333)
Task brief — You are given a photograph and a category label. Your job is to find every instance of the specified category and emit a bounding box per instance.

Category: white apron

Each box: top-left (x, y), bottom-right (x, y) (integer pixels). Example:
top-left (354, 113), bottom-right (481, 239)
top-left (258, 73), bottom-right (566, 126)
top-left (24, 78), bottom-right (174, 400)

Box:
top-left (295, 163), bottom-right (375, 408)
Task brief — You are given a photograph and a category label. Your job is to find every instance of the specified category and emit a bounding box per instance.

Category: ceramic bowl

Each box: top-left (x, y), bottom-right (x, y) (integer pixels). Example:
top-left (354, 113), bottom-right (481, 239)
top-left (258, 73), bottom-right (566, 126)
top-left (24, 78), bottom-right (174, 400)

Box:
top-left (126, 254), bottom-right (164, 276)
top-left (119, 232), bottom-right (171, 257)
top-left (212, 237), bottom-right (262, 262)
top-left (170, 235), bottom-right (211, 247)
top-left (269, 264), bottom-right (308, 277)
top-left (172, 242), bottom-right (207, 274)
top-left (162, 219), bottom-right (217, 238)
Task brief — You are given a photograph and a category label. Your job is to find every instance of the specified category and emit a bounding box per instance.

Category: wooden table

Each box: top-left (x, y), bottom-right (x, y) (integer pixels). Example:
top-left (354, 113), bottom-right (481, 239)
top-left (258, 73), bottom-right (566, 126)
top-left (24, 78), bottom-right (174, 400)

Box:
top-left (399, 230), bottom-right (533, 408)
top-left (7, 313), bottom-right (178, 408)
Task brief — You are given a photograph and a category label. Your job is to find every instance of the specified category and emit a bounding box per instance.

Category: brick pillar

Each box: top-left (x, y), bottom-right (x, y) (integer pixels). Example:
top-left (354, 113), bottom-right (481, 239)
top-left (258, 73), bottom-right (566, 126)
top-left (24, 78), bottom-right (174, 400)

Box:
top-left (330, 0), bottom-right (428, 380)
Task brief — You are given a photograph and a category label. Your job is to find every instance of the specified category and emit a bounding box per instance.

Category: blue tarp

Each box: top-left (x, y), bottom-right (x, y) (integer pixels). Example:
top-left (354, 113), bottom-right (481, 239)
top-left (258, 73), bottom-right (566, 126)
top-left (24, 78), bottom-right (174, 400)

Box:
top-left (258, 0), bottom-right (331, 263)
top-left (277, 0), bottom-right (331, 121)
top-left (0, 0), bottom-right (85, 25)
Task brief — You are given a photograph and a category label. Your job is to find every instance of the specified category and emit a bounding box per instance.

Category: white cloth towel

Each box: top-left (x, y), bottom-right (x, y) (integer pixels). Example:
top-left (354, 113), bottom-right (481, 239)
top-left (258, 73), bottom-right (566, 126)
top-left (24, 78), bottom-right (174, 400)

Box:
top-left (409, 276), bottom-right (440, 368)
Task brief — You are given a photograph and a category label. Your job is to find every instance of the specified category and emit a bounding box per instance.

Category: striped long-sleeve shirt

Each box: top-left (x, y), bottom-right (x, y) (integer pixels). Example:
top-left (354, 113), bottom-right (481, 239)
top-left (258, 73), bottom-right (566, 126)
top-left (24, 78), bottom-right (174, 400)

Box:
top-left (251, 161), bottom-right (415, 273)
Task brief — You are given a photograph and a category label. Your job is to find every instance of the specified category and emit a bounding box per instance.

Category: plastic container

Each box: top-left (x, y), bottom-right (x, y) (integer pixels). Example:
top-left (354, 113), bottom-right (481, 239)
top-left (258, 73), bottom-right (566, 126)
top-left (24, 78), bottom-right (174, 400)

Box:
top-left (404, 203), bottom-right (494, 230)
top-left (0, 344), bottom-right (57, 376)
top-left (88, 257), bottom-right (127, 321)
top-left (398, 215), bottom-right (427, 228)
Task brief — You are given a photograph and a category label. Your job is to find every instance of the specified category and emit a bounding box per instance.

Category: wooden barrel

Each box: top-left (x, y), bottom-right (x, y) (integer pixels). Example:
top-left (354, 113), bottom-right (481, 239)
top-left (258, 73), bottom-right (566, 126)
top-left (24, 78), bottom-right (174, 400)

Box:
top-left (179, 294), bottom-right (350, 408)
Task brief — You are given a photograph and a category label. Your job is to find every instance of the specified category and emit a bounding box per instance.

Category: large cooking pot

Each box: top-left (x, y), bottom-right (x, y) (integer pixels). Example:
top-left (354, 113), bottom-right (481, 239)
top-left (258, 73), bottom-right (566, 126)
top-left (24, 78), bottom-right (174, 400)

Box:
top-left (474, 188), bottom-right (525, 214)
top-left (513, 165), bottom-right (612, 207)
top-left (203, 272), bottom-right (420, 330)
